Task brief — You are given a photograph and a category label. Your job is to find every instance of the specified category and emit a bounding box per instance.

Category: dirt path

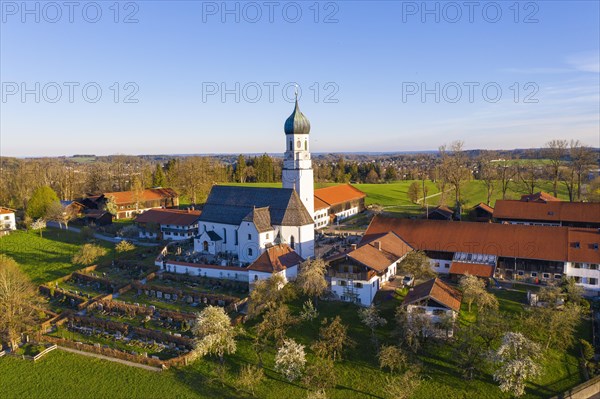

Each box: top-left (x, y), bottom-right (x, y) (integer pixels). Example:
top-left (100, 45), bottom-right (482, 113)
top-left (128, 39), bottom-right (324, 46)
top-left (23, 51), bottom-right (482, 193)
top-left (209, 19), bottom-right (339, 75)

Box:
top-left (57, 346), bottom-right (163, 372)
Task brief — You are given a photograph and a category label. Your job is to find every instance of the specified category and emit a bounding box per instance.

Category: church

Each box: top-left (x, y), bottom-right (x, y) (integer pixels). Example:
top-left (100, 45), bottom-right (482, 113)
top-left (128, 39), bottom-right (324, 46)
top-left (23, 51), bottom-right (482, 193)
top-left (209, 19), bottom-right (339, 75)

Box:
top-left (193, 97), bottom-right (316, 265)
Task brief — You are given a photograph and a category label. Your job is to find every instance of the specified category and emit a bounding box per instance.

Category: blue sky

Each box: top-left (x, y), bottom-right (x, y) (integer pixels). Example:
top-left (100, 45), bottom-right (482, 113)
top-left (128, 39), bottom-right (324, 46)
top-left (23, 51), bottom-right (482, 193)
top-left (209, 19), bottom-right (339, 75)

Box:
top-left (1, 0), bottom-right (599, 157)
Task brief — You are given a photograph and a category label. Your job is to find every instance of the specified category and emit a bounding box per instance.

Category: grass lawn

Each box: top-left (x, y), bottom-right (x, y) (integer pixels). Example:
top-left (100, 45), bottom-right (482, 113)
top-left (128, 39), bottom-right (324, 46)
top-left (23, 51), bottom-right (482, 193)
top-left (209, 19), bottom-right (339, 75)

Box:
top-left (0, 229), bottom-right (114, 284)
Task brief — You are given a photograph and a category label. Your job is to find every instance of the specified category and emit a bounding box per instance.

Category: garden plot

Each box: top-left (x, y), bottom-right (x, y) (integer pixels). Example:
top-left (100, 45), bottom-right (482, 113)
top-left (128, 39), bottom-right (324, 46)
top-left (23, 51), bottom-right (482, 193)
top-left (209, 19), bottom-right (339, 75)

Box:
top-left (117, 274), bottom-right (248, 314)
top-left (87, 300), bottom-right (196, 338)
top-left (47, 315), bottom-right (194, 361)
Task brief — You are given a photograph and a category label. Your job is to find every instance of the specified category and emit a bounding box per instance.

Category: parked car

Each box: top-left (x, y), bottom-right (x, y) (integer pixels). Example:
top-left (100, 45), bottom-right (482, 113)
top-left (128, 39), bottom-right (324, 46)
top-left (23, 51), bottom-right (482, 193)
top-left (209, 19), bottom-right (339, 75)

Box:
top-left (402, 275), bottom-right (414, 287)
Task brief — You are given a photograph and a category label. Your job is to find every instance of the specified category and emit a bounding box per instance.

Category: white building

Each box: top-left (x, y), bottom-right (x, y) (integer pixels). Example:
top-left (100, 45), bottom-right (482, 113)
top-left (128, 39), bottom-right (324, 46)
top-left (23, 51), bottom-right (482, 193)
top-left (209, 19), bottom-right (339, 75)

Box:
top-left (402, 278), bottom-right (463, 338)
top-left (313, 184), bottom-right (366, 229)
top-left (325, 231), bottom-right (412, 306)
top-left (134, 208), bottom-right (201, 241)
top-left (193, 98), bottom-right (315, 265)
top-left (0, 207), bottom-right (16, 236)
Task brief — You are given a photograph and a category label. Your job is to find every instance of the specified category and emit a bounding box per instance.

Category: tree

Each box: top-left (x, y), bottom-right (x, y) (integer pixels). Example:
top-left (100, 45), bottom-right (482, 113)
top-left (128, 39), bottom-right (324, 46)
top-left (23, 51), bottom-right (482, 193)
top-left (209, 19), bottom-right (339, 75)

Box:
top-left (235, 154), bottom-right (247, 183)
top-left (300, 299), bottom-right (318, 322)
top-left (407, 182), bottom-right (420, 204)
top-left (586, 176), bottom-right (600, 202)
top-left (237, 364), bottom-right (264, 397)
top-left (496, 159), bottom-right (518, 199)
top-left (0, 255), bottom-right (43, 349)
top-left (359, 305), bottom-right (387, 345)
top-left (517, 162), bottom-right (539, 195)
top-left (525, 303), bottom-right (581, 351)
top-left (453, 325), bottom-right (486, 380)
top-left (384, 370), bottom-right (422, 399)
top-left (247, 274), bottom-right (294, 318)
top-left (365, 169), bottom-right (379, 183)
top-left (192, 306), bottom-right (237, 365)
top-left (103, 195), bottom-right (118, 216)
top-left (46, 201), bottom-right (78, 229)
top-left (491, 332), bottom-right (541, 397)
top-left (398, 250), bottom-right (435, 285)
top-left (312, 316), bottom-right (352, 361)
top-left (275, 338), bottom-right (306, 382)
top-left (256, 305), bottom-right (297, 346)
top-left (478, 152), bottom-right (497, 205)
top-left (30, 218), bottom-right (46, 237)
top-left (395, 307), bottom-right (433, 353)
top-left (152, 163), bottom-right (166, 187)
top-left (459, 274), bottom-right (484, 313)
top-left (72, 244), bottom-right (108, 266)
top-left (296, 259), bottom-right (328, 307)
top-left (384, 166), bottom-right (398, 182)
top-left (568, 141), bottom-right (595, 200)
top-left (115, 240), bottom-right (135, 253)
top-left (440, 141), bottom-right (471, 206)
top-left (562, 277), bottom-right (584, 304)
top-left (26, 186), bottom-right (59, 219)
top-left (378, 345), bottom-right (408, 374)
top-left (303, 358), bottom-right (337, 398)
top-left (545, 139), bottom-right (568, 197)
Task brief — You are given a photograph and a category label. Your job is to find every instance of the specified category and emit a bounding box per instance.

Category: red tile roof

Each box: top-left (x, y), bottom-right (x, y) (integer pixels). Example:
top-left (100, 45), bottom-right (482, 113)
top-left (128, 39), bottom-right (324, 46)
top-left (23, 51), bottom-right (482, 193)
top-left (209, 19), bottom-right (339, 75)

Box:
top-left (493, 200), bottom-right (600, 224)
top-left (103, 188), bottom-right (178, 205)
top-left (402, 278), bottom-right (462, 312)
top-left (520, 191), bottom-right (561, 203)
top-left (314, 196), bottom-right (330, 211)
top-left (449, 262), bottom-right (495, 278)
top-left (247, 244), bottom-right (304, 273)
top-left (474, 202), bottom-right (494, 214)
top-left (314, 184), bottom-right (365, 207)
top-left (364, 216), bottom-right (600, 264)
top-left (134, 208), bottom-right (201, 226)
top-left (0, 207), bottom-right (15, 215)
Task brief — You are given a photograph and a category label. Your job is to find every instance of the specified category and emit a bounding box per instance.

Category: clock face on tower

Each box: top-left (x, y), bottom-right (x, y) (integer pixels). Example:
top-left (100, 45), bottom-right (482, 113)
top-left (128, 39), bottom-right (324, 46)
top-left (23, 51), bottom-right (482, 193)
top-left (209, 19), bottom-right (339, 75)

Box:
top-left (296, 140), bottom-right (302, 149)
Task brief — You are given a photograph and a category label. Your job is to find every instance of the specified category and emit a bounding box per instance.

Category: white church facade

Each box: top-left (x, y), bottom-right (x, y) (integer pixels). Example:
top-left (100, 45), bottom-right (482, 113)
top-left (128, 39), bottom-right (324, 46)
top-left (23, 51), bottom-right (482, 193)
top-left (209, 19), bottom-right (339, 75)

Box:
top-left (193, 97), bottom-right (315, 266)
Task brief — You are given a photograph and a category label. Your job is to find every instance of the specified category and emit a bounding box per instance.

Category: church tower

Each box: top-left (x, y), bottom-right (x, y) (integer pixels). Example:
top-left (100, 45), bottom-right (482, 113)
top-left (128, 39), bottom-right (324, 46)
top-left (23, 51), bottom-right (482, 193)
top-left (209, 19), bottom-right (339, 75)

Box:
top-left (282, 95), bottom-right (314, 217)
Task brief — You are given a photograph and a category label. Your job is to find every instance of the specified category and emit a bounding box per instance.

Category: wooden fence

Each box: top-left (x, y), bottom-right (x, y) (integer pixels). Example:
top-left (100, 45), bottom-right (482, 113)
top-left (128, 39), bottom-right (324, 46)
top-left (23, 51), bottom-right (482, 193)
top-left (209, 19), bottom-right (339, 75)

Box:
top-left (22, 344), bottom-right (57, 362)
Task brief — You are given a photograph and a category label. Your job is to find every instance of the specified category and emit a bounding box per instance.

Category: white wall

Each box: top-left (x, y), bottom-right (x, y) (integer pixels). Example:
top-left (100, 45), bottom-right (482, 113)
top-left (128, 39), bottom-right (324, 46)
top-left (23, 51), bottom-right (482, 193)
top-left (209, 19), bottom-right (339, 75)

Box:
top-left (162, 261), bottom-right (248, 282)
top-left (330, 275), bottom-right (379, 306)
top-left (429, 259), bottom-right (452, 275)
top-left (565, 262), bottom-right (600, 292)
top-left (314, 208), bottom-right (329, 229)
top-left (1, 212), bottom-right (16, 231)
top-left (334, 206), bottom-right (360, 221)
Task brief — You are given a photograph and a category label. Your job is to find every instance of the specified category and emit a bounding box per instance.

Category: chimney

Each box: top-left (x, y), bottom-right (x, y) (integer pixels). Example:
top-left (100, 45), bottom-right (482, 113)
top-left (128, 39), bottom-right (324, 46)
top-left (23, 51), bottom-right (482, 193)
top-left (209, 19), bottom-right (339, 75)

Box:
top-left (374, 241), bottom-right (382, 251)
top-left (351, 244), bottom-right (357, 250)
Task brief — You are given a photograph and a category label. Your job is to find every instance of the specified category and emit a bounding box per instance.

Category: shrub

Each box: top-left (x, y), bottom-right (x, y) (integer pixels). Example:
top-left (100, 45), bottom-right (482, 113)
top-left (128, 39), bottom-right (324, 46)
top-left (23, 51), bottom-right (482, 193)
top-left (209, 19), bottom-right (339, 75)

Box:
top-left (72, 244), bottom-right (107, 266)
top-left (116, 240), bottom-right (135, 253)
top-left (80, 226), bottom-right (95, 241)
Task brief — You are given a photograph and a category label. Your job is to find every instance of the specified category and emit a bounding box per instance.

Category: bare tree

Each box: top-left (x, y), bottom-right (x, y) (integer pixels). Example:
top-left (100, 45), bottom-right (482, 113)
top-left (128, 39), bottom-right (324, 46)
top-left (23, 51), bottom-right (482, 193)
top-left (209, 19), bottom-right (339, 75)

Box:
top-left (477, 151), bottom-right (497, 205)
top-left (0, 255), bottom-right (43, 349)
top-left (569, 141), bottom-right (596, 201)
top-left (545, 139), bottom-right (568, 197)
top-left (442, 141), bottom-right (471, 208)
top-left (517, 161), bottom-right (540, 195)
top-left (496, 160), bottom-right (518, 199)
top-left (296, 259), bottom-right (328, 307)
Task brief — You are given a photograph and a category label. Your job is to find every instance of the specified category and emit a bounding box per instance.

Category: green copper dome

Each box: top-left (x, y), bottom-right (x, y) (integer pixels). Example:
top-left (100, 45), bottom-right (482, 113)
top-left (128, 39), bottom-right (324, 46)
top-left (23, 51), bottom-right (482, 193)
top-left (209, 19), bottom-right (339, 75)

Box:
top-left (284, 98), bottom-right (311, 135)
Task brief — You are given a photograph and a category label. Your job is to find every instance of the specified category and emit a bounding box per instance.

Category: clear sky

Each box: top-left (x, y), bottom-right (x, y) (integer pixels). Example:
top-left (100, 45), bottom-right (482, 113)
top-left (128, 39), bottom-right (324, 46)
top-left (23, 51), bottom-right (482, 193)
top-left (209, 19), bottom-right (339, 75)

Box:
top-left (1, 0), bottom-right (599, 157)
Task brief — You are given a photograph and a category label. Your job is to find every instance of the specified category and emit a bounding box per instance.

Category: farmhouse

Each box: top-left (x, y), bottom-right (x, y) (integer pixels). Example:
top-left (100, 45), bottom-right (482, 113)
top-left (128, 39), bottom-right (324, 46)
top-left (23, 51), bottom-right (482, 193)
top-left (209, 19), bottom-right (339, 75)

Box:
top-left (313, 184), bottom-right (366, 229)
top-left (493, 195), bottom-right (600, 228)
top-left (96, 188), bottom-right (179, 219)
top-left (0, 207), bottom-right (17, 236)
top-left (402, 278), bottom-right (462, 337)
top-left (325, 231), bottom-right (412, 305)
top-left (134, 208), bottom-right (201, 241)
top-left (470, 202), bottom-right (494, 223)
top-left (364, 216), bottom-right (600, 295)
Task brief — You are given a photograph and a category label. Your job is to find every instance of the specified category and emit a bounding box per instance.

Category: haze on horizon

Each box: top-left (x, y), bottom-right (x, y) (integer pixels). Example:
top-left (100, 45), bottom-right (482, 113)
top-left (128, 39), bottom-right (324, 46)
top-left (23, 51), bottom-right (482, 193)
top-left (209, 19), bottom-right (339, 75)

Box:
top-left (1, 1), bottom-right (599, 157)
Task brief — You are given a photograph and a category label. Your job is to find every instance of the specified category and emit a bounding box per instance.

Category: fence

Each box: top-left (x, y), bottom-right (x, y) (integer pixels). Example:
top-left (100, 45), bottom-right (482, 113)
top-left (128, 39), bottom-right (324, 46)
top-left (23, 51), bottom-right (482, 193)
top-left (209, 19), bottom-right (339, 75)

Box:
top-left (22, 344), bottom-right (58, 362)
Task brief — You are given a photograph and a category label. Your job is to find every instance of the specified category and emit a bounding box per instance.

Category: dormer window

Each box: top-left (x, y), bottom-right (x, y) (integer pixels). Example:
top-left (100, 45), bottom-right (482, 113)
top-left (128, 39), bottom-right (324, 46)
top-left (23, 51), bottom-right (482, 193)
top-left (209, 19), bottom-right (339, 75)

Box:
top-left (593, 243), bottom-right (599, 250)
top-left (574, 242), bottom-right (580, 249)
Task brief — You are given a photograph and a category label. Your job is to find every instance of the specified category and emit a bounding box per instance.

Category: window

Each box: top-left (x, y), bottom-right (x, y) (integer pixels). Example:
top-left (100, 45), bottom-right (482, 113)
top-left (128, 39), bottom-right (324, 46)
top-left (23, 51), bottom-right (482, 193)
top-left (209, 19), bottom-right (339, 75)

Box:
top-left (590, 264), bottom-right (599, 270)
top-left (531, 272), bottom-right (538, 277)
top-left (223, 228), bottom-right (227, 244)
top-left (235, 229), bottom-right (238, 245)
top-left (339, 280), bottom-right (347, 287)
top-left (435, 262), bottom-right (440, 268)
top-left (432, 309), bottom-right (447, 316)
top-left (554, 274), bottom-right (562, 279)
top-left (247, 233), bottom-right (251, 240)
top-left (574, 276), bottom-right (582, 283)
top-left (444, 263), bottom-right (450, 268)
top-left (517, 270), bottom-right (524, 276)
top-left (590, 278), bottom-right (598, 285)
top-left (290, 235), bottom-right (295, 249)
top-left (254, 275), bottom-right (258, 281)
top-left (355, 282), bottom-right (363, 288)
top-left (266, 233), bottom-right (270, 240)
top-left (248, 248), bottom-right (253, 256)
top-left (542, 273), bottom-right (550, 279)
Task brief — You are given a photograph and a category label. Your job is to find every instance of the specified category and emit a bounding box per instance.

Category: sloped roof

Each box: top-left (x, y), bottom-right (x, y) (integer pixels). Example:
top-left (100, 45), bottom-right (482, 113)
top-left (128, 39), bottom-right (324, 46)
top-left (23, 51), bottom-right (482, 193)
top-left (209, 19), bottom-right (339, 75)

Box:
top-left (103, 188), bottom-right (178, 205)
top-left (247, 244), bottom-right (304, 273)
top-left (134, 208), bottom-right (201, 226)
top-left (314, 196), bottom-right (330, 211)
top-left (199, 186), bottom-right (313, 227)
top-left (493, 200), bottom-right (600, 224)
top-left (314, 184), bottom-right (366, 207)
top-left (403, 278), bottom-right (462, 312)
top-left (568, 228), bottom-right (600, 264)
top-left (449, 262), bottom-right (495, 278)
top-left (474, 202), bottom-right (494, 214)
top-left (520, 191), bottom-right (561, 203)
top-left (364, 215), bottom-right (600, 264)
top-left (427, 205), bottom-right (454, 218)
top-left (242, 207), bottom-right (273, 233)
top-left (0, 207), bottom-right (15, 215)
top-left (330, 231), bottom-right (412, 273)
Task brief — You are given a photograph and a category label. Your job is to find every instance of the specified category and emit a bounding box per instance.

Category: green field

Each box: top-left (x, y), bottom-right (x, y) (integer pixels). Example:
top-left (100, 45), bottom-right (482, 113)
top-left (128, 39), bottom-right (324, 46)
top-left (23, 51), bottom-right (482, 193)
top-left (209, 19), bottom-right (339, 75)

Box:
top-left (0, 229), bottom-right (114, 284)
top-left (227, 179), bottom-right (571, 217)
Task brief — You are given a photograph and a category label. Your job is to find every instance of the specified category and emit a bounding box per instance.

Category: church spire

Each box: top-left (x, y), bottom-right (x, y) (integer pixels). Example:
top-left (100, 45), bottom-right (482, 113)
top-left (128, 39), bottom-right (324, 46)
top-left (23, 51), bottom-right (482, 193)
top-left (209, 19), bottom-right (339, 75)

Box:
top-left (284, 92), bottom-right (310, 135)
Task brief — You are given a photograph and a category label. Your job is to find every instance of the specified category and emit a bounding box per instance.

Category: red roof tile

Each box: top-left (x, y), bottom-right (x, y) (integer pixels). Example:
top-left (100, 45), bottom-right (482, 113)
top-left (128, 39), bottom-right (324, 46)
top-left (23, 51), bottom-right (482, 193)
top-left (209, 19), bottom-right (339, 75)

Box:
top-left (449, 262), bottom-right (495, 278)
top-left (520, 191), bottom-right (561, 203)
top-left (314, 184), bottom-right (365, 207)
top-left (403, 278), bottom-right (462, 312)
top-left (247, 244), bottom-right (304, 273)
top-left (493, 200), bottom-right (600, 224)
top-left (134, 208), bottom-right (201, 226)
top-left (104, 188), bottom-right (178, 205)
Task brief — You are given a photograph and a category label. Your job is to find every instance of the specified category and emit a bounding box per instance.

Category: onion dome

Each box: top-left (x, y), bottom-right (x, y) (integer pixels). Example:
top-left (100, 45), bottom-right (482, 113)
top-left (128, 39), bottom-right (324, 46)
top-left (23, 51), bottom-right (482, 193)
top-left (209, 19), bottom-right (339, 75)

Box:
top-left (284, 97), bottom-right (311, 135)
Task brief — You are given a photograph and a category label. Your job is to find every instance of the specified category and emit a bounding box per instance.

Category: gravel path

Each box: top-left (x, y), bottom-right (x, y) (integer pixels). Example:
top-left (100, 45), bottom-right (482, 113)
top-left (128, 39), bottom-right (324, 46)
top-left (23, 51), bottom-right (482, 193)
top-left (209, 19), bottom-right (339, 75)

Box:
top-left (57, 346), bottom-right (163, 372)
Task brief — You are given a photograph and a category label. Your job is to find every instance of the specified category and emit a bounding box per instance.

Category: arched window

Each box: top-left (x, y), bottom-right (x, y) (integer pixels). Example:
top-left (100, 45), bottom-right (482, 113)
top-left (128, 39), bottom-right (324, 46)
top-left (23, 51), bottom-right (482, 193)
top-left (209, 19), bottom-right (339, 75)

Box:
top-left (290, 235), bottom-right (295, 249)
top-left (289, 140), bottom-right (293, 151)
top-left (304, 140), bottom-right (307, 150)
top-left (248, 248), bottom-right (253, 256)
top-left (203, 241), bottom-right (208, 252)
